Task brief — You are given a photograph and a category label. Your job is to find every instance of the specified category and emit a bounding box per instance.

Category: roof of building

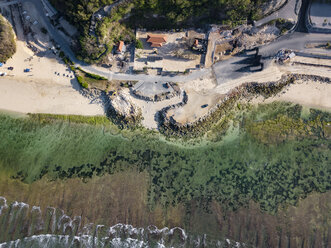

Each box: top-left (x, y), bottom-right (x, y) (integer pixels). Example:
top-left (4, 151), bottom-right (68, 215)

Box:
top-left (194, 39), bottom-right (199, 47)
top-left (117, 41), bottom-right (124, 52)
top-left (151, 42), bottom-right (163, 47)
top-left (147, 34), bottom-right (167, 42)
top-left (147, 34), bottom-right (167, 47)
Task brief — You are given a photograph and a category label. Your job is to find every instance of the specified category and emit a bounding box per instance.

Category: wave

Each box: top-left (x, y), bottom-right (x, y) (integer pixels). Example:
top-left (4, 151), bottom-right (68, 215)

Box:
top-left (0, 197), bottom-right (245, 248)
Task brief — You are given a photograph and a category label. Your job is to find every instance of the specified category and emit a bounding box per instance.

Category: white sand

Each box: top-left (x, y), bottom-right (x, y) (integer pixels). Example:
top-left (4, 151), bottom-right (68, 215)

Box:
top-left (172, 74), bottom-right (222, 123)
top-left (263, 80), bottom-right (331, 110)
top-left (181, 73), bottom-right (217, 92)
top-left (0, 40), bottom-right (104, 116)
top-left (0, 78), bottom-right (104, 115)
top-left (129, 89), bottom-right (183, 129)
top-left (167, 89), bottom-right (223, 124)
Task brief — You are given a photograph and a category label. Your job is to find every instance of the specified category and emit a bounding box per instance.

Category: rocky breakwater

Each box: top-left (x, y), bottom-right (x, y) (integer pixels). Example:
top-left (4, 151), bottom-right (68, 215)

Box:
top-left (159, 74), bottom-right (331, 138)
top-left (0, 197), bottom-right (244, 248)
top-left (107, 91), bottom-right (142, 128)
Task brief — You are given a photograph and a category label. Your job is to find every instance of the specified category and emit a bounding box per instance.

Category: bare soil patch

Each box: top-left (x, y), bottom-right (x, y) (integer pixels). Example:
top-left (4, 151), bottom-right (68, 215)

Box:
top-left (135, 31), bottom-right (202, 72)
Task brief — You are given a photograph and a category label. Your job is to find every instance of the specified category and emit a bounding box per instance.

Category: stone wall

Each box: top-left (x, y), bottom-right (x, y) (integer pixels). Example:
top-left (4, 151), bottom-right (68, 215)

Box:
top-left (158, 73), bottom-right (330, 138)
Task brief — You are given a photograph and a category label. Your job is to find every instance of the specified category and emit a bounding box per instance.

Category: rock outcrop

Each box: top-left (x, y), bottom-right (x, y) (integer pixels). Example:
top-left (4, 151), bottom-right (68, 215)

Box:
top-left (108, 91), bottom-right (142, 128)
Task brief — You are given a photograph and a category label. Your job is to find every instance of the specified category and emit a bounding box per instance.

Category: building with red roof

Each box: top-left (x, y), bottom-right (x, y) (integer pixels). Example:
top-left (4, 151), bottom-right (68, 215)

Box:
top-left (117, 41), bottom-right (125, 53)
top-left (147, 34), bottom-right (167, 47)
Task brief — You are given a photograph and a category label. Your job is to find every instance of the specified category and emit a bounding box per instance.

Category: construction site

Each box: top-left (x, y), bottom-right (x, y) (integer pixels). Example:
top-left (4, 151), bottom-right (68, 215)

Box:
top-left (134, 30), bottom-right (207, 74)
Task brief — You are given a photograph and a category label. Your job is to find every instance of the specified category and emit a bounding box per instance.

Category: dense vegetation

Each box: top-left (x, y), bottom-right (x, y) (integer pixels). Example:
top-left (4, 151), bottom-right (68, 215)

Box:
top-left (0, 103), bottom-right (330, 215)
top-left (74, 67), bottom-right (108, 88)
top-left (0, 15), bottom-right (16, 62)
top-left (50, 0), bottom-right (135, 64)
top-left (49, 0), bottom-right (267, 63)
top-left (50, 0), bottom-right (265, 29)
top-left (128, 0), bottom-right (265, 29)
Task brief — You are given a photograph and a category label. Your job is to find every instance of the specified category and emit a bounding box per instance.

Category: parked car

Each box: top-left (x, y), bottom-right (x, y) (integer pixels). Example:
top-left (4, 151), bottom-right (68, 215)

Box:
top-left (7, 67), bottom-right (14, 70)
top-left (201, 104), bottom-right (208, 108)
top-left (24, 68), bottom-right (31, 72)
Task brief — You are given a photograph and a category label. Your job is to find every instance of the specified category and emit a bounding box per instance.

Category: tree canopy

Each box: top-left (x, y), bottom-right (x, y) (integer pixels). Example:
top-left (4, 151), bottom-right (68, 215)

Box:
top-left (49, 0), bottom-right (266, 63)
top-left (0, 15), bottom-right (16, 62)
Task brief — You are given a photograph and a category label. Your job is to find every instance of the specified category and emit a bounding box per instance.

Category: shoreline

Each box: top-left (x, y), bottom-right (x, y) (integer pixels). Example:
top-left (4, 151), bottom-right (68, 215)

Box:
top-left (159, 74), bottom-right (331, 138)
top-left (254, 79), bottom-right (331, 110)
top-left (0, 75), bottom-right (330, 122)
top-left (1, 33), bottom-right (330, 127)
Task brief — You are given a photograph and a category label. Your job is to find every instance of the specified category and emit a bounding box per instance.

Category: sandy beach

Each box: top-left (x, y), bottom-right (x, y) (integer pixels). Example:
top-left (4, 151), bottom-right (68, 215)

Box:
top-left (0, 41), bottom-right (103, 116)
top-left (262, 79), bottom-right (331, 110)
top-left (0, 77), bottom-right (104, 115)
top-left (0, 61), bottom-right (330, 121)
top-left (0, 37), bottom-right (104, 116)
top-left (0, 4), bottom-right (104, 117)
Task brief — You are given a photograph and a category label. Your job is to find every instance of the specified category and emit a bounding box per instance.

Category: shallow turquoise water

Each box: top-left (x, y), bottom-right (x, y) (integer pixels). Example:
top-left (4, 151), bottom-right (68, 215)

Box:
top-left (0, 103), bottom-right (329, 214)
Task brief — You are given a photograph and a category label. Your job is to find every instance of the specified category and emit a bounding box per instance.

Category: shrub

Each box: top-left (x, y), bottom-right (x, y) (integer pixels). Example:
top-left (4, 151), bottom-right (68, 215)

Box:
top-left (280, 28), bottom-right (288, 35)
top-left (135, 39), bottom-right (143, 49)
top-left (41, 27), bottom-right (47, 34)
top-left (59, 51), bottom-right (65, 58)
top-left (0, 15), bottom-right (16, 62)
top-left (76, 75), bottom-right (88, 88)
top-left (85, 72), bottom-right (107, 80)
top-left (76, 67), bottom-right (106, 80)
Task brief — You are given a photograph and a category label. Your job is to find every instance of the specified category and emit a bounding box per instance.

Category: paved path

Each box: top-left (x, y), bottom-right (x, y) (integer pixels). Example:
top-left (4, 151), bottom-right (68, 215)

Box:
top-left (255, 0), bottom-right (300, 27)
top-left (295, 51), bottom-right (331, 60)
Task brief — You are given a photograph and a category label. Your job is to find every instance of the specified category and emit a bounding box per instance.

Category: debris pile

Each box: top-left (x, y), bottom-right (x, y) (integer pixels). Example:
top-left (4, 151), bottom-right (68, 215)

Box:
top-left (236, 25), bottom-right (280, 50)
top-left (274, 49), bottom-right (296, 64)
